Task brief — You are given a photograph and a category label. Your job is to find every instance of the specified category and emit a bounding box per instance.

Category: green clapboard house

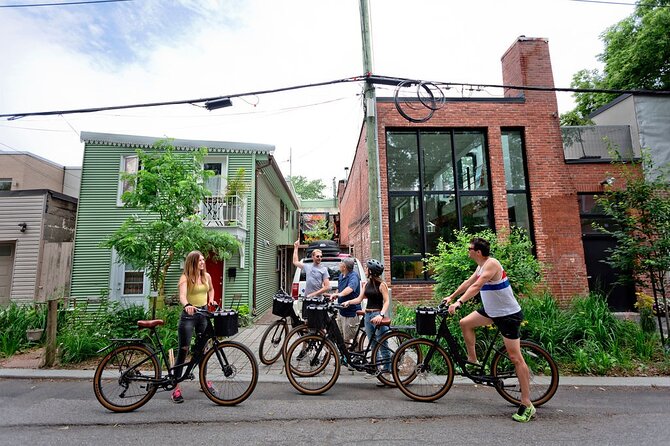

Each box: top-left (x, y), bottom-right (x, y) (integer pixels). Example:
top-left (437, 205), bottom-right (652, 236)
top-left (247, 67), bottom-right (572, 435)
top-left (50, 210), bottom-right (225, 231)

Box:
top-left (70, 132), bottom-right (299, 315)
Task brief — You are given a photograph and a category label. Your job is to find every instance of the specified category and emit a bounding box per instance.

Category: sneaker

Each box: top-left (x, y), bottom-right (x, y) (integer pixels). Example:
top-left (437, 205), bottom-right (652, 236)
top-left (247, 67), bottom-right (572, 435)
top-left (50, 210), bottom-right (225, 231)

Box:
top-left (171, 388), bottom-right (184, 404)
top-left (512, 404), bottom-right (536, 422)
top-left (296, 349), bottom-right (308, 361)
top-left (206, 381), bottom-right (217, 396)
top-left (364, 371), bottom-right (379, 379)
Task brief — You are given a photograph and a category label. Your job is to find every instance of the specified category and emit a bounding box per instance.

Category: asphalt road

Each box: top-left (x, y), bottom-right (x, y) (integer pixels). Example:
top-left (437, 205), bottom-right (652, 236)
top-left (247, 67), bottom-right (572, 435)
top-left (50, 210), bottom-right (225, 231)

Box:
top-left (1, 378), bottom-right (669, 445)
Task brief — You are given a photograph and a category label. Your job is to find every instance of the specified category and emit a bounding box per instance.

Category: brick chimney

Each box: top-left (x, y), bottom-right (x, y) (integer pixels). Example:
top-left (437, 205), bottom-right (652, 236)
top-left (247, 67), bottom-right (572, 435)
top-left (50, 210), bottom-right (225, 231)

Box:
top-left (501, 36), bottom-right (557, 110)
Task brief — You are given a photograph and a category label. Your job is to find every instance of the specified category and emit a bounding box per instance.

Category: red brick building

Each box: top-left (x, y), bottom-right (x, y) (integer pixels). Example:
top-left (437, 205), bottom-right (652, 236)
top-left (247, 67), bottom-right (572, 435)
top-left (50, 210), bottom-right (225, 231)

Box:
top-left (339, 36), bottom-right (632, 308)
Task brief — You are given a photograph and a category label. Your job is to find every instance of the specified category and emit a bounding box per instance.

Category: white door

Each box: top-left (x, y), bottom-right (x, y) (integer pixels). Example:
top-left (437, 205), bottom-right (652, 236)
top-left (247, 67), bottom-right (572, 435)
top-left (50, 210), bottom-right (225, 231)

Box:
top-left (0, 243), bottom-right (15, 304)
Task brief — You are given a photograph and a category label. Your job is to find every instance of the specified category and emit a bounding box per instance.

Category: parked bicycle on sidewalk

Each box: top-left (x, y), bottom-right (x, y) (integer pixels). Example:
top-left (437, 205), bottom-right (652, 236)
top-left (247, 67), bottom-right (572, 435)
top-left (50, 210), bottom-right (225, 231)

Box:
top-left (258, 290), bottom-right (305, 365)
top-left (93, 307), bottom-right (258, 413)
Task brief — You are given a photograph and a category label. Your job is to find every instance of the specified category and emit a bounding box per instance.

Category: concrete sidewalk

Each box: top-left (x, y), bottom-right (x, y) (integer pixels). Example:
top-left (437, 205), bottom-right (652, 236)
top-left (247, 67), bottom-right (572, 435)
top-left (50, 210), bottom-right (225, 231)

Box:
top-left (2, 314), bottom-right (669, 387)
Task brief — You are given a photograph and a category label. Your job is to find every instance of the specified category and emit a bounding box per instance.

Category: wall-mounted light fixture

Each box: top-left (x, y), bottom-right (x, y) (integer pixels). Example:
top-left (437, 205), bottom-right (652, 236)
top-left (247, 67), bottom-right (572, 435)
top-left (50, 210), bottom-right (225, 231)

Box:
top-left (18, 222), bottom-right (27, 232)
top-left (600, 177), bottom-right (615, 186)
top-left (204, 97), bottom-right (233, 111)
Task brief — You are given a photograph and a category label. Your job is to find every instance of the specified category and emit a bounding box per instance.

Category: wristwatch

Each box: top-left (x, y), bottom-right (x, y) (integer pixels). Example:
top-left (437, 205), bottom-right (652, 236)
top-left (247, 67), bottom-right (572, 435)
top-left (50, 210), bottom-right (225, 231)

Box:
top-left (379, 312), bottom-right (385, 317)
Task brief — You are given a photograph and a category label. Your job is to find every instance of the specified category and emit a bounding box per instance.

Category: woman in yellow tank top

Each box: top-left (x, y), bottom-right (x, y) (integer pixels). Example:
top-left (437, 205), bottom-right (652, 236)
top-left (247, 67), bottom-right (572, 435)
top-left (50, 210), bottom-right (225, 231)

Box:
top-left (171, 250), bottom-right (215, 404)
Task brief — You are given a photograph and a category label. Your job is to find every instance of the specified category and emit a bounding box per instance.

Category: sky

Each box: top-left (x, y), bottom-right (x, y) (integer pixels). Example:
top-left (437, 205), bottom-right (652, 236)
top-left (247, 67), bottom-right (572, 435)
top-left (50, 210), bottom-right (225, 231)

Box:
top-left (0, 0), bottom-right (637, 197)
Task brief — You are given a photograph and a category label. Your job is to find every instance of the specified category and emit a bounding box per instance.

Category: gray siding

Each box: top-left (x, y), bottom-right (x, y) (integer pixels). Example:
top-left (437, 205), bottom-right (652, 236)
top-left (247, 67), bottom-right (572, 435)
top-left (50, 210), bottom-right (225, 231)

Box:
top-left (0, 193), bottom-right (45, 304)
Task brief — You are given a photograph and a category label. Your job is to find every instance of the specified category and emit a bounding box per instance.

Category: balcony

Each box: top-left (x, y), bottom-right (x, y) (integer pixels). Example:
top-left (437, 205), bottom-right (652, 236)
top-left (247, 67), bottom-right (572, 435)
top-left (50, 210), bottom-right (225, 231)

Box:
top-left (201, 194), bottom-right (247, 231)
top-left (561, 125), bottom-right (636, 163)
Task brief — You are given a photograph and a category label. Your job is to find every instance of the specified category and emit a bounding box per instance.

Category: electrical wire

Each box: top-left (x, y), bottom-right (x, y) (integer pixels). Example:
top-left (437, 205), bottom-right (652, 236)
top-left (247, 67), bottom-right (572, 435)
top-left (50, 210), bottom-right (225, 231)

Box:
top-left (0, 0), bottom-right (132, 8)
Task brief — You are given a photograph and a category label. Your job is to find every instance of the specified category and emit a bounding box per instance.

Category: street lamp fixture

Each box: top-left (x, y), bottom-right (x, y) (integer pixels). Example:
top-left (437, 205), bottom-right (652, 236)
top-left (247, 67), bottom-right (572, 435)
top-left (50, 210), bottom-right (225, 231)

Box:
top-left (204, 97), bottom-right (233, 111)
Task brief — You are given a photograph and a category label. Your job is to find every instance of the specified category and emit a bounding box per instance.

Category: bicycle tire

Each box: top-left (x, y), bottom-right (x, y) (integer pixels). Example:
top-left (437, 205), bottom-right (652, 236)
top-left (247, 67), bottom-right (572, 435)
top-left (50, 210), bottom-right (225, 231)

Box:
top-left (200, 341), bottom-right (259, 406)
top-left (354, 330), bottom-right (368, 353)
top-left (285, 335), bottom-right (340, 395)
top-left (281, 323), bottom-right (310, 362)
top-left (93, 344), bottom-right (160, 413)
top-left (259, 319), bottom-right (288, 365)
top-left (392, 338), bottom-right (454, 402)
top-left (371, 330), bottom-right (413, 387)
top-left (491, 340), bottom-right (559, 407)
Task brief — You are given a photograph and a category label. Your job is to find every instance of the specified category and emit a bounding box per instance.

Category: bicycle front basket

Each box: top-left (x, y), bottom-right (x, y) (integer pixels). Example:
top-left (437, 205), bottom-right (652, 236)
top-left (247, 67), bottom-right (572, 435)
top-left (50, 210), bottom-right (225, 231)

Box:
top-left (415, 306), bottom-right (437, 336)
top-left (213, 309), bottom-right (239, 337)
top-left (272, 293), bottom-right (294, 318)
top-left (301, 297), bottom-right (323, 321)
top-left (305, 304), bottom-right (329, 330)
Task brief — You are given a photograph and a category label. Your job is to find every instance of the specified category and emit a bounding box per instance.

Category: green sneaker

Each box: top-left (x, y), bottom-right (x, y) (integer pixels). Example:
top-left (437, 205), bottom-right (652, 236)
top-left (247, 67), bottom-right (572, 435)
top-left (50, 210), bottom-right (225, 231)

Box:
top-left (512, 404), bottom-right (536, 422)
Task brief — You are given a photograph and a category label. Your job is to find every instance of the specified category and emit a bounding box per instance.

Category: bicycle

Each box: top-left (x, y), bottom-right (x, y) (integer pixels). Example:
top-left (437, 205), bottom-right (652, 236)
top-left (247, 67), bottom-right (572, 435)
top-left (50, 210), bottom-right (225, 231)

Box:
top-left (93, 308), bottom-right (258, 413)
top-left (258, 291), bottom-right (305, 365)
top-left (391, 303), bottom-right (559, 406)
top-left (284, 301), bottom-right (414, 395)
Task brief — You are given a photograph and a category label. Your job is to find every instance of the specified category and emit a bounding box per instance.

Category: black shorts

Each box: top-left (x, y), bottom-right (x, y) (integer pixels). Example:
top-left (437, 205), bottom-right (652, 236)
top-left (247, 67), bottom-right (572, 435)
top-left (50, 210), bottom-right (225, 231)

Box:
top-left (476, 308), bottom-right (524, 340)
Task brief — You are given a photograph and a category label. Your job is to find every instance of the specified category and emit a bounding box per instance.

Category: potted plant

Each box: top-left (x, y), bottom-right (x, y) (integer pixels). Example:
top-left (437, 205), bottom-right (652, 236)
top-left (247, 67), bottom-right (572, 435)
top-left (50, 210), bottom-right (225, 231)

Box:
top-left (26, 303), bottom-right (46, 342)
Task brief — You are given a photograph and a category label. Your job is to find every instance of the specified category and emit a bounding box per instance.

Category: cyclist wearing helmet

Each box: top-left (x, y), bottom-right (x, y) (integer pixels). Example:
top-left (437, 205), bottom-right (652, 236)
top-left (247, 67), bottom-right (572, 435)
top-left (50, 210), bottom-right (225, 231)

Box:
top-left (342, 259), bottom-right (391, 381)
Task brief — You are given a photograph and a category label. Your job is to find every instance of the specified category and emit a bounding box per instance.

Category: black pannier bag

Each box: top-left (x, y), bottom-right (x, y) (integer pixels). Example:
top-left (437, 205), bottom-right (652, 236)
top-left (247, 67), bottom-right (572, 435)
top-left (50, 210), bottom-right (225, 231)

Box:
top-left (305, 304), bottom-right (329, 330)
top-left (301, 296), bottom-right (323, 321)
top-left (415, 306), bottom-right (437, 336)
top-left (272, 292), bottom-right (294, 318)
top-left (213, 309), bottom-right (239, 337)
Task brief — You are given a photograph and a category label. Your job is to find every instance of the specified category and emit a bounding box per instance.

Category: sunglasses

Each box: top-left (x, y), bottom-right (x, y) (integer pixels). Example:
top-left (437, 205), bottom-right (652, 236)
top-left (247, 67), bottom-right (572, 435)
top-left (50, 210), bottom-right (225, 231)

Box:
top-left (314, 255), bottom-right (322, 258)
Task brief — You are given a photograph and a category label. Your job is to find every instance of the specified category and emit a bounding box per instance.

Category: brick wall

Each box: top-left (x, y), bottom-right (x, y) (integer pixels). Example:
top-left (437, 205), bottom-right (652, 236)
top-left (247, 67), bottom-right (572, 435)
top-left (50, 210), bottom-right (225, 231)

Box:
top-left (340, 37), bottom-right (627, 306)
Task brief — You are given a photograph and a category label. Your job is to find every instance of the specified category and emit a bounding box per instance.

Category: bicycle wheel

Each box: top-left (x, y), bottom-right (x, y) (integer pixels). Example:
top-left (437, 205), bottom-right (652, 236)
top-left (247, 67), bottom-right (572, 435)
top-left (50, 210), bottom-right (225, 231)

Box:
top-left (281, 323), bottom-right (310, 362)
top-left (354, 330), bottom-right (368, 353)
top-left (285, 335), bottom-right (340, 395)
top-left (200, 341), bottom-right (258, 406)
top-left (491, 340), bottom-right (559, 407)
top-left (392, 338), bottom-right (454, 402)
top-left (371, 330), bottom-right (413, 387)
top-left (259, 319), bottom-right (288, 365)
top-left (93, 344), bottom-right (160, 413)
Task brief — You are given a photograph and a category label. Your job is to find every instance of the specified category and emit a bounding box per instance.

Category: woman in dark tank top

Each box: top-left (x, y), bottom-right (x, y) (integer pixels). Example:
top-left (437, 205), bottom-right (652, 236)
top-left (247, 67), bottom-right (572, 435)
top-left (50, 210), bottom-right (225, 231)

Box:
top-left (342, 259), bottom-right (391, 378)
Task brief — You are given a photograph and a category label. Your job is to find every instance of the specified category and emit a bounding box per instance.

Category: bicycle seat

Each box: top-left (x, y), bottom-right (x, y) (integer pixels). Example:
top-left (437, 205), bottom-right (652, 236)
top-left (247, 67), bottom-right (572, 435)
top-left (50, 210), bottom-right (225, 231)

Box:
top-left (356, 310), bottom-right (365, 316)
top-left (379, 317), bottom-right (391, 326)
top-left (137, 319), bottom-right (165, 329)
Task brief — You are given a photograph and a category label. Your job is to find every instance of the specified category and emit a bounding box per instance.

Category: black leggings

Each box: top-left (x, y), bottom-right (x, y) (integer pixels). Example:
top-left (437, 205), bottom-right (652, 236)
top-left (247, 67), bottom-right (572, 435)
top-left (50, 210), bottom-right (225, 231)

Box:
top-left (174, 308), bottom-right (212, 379)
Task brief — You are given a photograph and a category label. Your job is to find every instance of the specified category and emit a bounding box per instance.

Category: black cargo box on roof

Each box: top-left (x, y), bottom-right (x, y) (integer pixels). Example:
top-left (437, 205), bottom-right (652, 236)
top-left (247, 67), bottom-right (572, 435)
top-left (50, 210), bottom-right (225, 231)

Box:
top-left (305, 240), bottom-right (340, 257)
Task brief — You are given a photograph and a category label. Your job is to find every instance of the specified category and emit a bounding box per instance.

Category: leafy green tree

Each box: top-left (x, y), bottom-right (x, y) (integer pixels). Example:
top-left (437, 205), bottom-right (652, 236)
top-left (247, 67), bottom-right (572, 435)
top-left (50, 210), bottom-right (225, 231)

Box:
top-left (102, 141), bottom-right (240, 318)
top-left (303, 218), bottom-right (334, 243)
top-left (561, 1), bottom-right (670, 124)
top-left (426, 228), bottom-right (542, 300)
top-left (288, 175), bottom-right (326, 199)
top-left (596, 150), bottom-right (670, 347)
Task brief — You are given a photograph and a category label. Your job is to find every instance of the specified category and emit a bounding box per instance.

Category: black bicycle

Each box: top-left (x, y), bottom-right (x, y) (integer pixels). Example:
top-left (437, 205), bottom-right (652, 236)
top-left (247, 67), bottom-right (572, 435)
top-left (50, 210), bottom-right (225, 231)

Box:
top-left (284, 301), bottom-right (413, 395)
top-left (93, 308), bottom-right (258, 413)
top-left (391, 304), bottom-right (559, 406)
top-left (258, 291), bottom-right (305, 365)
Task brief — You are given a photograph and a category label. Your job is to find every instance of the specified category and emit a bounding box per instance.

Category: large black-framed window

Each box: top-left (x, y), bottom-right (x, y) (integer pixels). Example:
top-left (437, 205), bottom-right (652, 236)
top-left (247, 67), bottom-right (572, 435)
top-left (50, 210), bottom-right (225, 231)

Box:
top-left (501, 129), bottom-right (534, 243)
top-left (387, 129), bottom-right (493, 281)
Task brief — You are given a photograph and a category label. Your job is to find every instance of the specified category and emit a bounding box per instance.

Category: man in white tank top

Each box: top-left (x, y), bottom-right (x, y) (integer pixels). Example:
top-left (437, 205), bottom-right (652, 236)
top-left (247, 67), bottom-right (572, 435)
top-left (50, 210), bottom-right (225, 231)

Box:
top-left (442, 237), bottom-right (535, 422)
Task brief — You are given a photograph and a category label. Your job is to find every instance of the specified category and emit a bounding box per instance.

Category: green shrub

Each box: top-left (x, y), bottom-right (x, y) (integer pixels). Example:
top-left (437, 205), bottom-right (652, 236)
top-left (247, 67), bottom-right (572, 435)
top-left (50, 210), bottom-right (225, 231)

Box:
top-left (426, 227), bottom-right (542, 300)
top-left (0, 303), bottom-right (48, 357)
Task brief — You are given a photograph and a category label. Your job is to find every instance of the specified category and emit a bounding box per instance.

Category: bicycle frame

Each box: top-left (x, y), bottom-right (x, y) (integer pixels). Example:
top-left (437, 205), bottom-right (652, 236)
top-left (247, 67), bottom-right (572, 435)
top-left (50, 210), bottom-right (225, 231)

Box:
top-left (424, 309), bottom-right (508, 387)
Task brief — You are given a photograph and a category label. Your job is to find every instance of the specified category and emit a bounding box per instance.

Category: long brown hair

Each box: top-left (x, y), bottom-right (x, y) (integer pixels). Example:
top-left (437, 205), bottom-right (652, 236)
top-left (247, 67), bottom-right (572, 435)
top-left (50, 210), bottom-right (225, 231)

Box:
top-left (183, 251), bottom-right (209, 294)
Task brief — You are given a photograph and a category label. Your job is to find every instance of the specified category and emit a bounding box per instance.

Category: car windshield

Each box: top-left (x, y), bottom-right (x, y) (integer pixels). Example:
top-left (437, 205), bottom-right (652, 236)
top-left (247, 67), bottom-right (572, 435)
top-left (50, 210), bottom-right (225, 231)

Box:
top-left (299, 259), bottom-right (360, 281)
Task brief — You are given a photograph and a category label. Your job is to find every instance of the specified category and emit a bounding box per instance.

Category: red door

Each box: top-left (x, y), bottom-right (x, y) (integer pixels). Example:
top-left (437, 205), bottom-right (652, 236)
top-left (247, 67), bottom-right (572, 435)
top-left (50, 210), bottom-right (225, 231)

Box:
top-left (206, 257), bottom-right (224, 309)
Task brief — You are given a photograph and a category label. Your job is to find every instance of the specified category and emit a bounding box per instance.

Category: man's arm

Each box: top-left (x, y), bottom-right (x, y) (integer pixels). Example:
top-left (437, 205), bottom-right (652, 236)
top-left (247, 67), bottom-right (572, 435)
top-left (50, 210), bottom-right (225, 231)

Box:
top-left (292, 240), bottom-right (303, 269)
top-left (449, 261), bottom-right (499, 312)
top-left (443, 271), bottom-right (479, 304)
top-left (310, 276), bottom-right (330, 298)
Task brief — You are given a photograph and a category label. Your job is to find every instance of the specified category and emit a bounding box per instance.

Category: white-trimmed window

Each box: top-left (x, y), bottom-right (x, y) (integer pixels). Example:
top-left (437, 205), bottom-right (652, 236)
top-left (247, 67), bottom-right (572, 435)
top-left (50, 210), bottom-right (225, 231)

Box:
top-left (203, 156), bottom-right (228, 196)
top-left (0, 178), bottom-right (11, 191)
top-left (117, 155), bottom-right (139, 206)
top-left (110, 250), bottom-right (150, 304)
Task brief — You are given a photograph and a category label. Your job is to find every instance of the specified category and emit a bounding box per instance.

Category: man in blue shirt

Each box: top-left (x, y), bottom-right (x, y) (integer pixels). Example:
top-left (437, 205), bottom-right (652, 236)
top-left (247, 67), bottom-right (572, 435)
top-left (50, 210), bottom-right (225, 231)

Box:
top-left (330, 257), bottom-right (362, 348)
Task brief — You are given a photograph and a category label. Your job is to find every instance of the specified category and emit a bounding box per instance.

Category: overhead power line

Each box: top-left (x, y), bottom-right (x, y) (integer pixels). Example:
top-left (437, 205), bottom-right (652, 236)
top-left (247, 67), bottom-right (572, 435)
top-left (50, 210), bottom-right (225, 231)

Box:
top-left (0, 0), bottom-right (131, 8)
top-left (2, 73), bottom-right (669, 121)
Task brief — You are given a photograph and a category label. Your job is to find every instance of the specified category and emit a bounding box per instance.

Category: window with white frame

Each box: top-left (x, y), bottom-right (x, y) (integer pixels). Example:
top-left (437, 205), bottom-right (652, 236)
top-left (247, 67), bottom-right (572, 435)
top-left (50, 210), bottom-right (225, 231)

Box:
top-left (0, 178), bottom-right (11, 191)
top-left (111, 250), bottom-right (150, 300)
top-left (117, 155), bottom-right (139, 206)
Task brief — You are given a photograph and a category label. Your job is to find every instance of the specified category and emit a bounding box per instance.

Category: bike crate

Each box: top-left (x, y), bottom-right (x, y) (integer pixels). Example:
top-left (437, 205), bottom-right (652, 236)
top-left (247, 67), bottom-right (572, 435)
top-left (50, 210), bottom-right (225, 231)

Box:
top-left (415, 306), bottom-right (437, 335)
top-left (213, 309), bottom-right (239, 337)
top-left (272, 292), bottom-right (294, 317)
top-left (305, 304), bottom-right (329, 330)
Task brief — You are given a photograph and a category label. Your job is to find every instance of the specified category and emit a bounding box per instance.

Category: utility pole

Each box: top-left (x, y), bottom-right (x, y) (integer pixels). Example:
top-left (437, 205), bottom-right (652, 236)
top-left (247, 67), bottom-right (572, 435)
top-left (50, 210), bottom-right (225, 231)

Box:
top-left (359, 0), bottom-right (383, 263)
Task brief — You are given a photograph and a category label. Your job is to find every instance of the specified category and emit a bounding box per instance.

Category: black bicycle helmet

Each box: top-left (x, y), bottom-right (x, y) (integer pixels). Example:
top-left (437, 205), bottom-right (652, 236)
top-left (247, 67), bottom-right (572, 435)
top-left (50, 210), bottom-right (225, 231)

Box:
top-left (366, 259), bottom-right (384, 276)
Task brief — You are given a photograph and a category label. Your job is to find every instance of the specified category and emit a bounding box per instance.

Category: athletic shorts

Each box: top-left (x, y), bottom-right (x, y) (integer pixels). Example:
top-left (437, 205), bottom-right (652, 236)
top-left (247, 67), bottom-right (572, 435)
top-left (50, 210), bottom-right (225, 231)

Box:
top-left (476, 308), bottom-right (524, 340)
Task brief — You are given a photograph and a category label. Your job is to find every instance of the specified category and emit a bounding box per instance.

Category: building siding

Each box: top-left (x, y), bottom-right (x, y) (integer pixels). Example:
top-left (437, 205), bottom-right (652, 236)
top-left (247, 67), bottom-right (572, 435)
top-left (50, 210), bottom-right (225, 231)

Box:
top-left (0, 193), bottom-right (45, 304)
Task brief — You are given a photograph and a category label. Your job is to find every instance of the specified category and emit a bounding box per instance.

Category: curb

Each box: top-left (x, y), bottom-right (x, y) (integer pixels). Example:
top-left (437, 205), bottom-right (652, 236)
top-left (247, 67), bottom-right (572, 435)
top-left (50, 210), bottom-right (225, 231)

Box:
top-left (1, 367), bottom-right (669, 387)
